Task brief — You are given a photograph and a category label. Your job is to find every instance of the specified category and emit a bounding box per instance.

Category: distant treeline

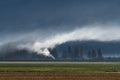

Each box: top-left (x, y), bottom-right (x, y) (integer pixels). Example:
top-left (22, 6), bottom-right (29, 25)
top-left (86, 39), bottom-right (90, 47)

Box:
top-left (0, 41), bottom-right (120, 61)
top-left (49, 44), bottom-right (103, 61)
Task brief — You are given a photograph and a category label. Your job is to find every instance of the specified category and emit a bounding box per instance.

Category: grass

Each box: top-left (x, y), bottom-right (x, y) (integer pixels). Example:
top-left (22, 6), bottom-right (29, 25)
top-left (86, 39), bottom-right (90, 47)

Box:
top-left (0, 62), bottom-right (120, 72)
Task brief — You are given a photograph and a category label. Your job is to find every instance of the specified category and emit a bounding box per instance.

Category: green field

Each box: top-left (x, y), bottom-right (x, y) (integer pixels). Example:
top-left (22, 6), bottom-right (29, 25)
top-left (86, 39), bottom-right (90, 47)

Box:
top-left (0, 62), bottom-right (120, 72)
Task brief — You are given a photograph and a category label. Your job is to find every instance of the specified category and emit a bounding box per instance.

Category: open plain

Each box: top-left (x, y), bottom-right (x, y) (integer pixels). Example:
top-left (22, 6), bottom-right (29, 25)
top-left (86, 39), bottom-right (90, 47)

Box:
top-left (0, 62), bottom-right (119, 80)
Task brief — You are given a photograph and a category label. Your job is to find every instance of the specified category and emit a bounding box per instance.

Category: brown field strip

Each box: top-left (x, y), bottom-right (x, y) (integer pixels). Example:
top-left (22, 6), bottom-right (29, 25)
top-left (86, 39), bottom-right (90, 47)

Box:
top-left (0, 72), bottom-right (119, 80)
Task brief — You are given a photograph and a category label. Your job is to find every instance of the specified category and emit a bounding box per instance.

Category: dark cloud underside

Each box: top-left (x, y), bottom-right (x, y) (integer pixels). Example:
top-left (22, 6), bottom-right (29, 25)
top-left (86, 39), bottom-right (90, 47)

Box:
top-left (0, 0), bottom-right (120, 34)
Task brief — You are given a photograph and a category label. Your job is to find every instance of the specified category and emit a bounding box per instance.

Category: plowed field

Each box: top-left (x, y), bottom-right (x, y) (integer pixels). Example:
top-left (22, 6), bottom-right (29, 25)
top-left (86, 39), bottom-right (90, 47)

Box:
top-left (0, 72), bottom-right (119, 80)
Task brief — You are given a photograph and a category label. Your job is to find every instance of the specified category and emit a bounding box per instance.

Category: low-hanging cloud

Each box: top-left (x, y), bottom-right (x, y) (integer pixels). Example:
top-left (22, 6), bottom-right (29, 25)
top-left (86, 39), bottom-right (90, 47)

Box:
top-left (26, 25), bottom-right (120, 58)
top-left (32, 25), bottom-right (120, 47)
top-left (1, 24), bottom-right (120, 59)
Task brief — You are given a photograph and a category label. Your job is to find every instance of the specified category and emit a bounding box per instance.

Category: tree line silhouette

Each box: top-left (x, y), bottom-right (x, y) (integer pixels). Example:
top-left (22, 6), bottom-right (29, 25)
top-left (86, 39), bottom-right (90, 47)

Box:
top-left (49, 44), bottom-right (103, 60)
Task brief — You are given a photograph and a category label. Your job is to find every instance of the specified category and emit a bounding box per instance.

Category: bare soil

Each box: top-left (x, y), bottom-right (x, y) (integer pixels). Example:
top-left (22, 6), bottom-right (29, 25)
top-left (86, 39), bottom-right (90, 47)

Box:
top-left (0, 72), bottom-right (119, 80)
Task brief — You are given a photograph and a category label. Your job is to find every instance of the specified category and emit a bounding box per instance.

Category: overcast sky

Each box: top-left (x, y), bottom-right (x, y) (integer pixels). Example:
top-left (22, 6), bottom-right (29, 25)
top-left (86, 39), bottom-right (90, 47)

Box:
top-left (1, 0), bottom-right (120, 45)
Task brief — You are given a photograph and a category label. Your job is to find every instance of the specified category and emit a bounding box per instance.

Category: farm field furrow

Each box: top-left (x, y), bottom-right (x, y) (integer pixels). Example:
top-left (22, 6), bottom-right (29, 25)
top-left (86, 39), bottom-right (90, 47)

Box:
top-left (0, 72), bottom-right (120, 80)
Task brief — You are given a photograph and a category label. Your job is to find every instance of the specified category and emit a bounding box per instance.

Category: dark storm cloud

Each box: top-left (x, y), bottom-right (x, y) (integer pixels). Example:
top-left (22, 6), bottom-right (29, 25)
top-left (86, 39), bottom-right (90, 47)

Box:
top-left (0, 0), bottom-right (120, 34)
top-left (0, 0), bottom-right (120, 46)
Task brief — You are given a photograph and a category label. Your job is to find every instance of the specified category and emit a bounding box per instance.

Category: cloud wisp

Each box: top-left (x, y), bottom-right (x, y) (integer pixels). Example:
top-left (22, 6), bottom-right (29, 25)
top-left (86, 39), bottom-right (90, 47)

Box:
top-left (28, 25), bottom-right (120, 58)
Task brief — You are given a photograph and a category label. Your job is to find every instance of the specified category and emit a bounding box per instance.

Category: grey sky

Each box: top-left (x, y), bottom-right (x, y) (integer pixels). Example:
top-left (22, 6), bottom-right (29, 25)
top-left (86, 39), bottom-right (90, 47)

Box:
top-left (0, 0), bottom-right (120, 44)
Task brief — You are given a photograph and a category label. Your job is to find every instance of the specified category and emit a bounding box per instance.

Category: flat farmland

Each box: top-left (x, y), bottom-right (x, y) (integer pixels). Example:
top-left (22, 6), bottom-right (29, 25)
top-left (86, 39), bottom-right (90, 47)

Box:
top-left (0, 62), bottom-right (119, 80)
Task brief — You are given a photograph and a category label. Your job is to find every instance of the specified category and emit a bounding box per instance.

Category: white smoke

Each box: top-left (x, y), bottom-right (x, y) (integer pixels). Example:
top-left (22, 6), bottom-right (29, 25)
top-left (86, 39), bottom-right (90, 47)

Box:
top-left (31, 42), bottom-right (55, 59)
top-left (27, 25), bottom-right (120, 58)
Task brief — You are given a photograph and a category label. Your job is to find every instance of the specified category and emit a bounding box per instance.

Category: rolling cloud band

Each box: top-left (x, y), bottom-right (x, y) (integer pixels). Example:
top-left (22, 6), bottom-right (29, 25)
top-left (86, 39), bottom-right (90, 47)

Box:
top-left (0, 24), bottom-right (120, 59)
top-left (22, 25), bottom-right (120, 58)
